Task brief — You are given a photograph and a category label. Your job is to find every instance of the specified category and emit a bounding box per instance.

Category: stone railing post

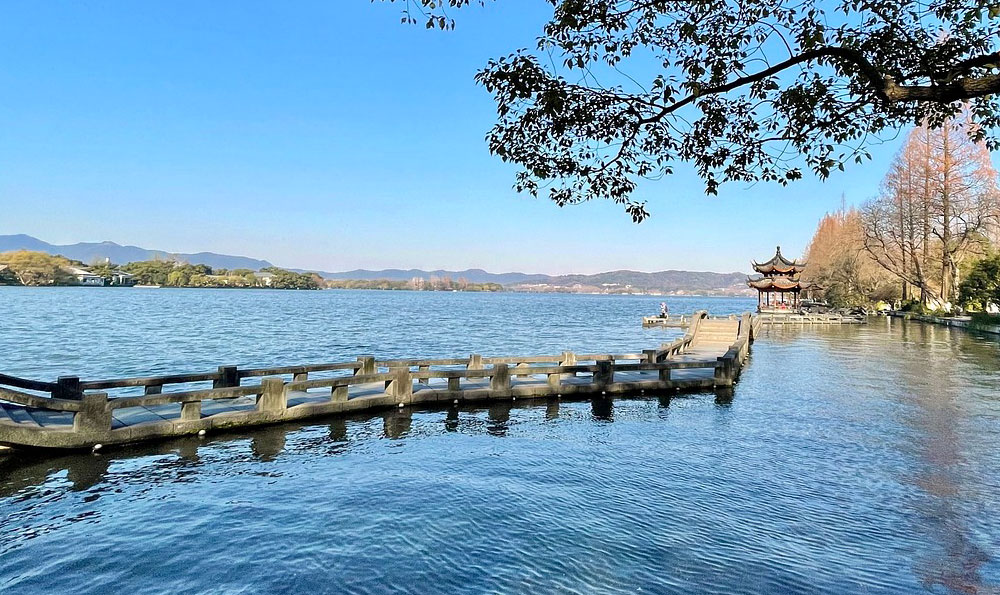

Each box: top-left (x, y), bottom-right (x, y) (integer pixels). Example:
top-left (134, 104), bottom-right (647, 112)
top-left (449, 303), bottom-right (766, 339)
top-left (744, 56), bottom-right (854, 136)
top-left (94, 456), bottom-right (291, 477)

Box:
top-left (358, 356), bottom-right (376, 375)
top-left (468, 354), bottom-right (483, 370)
top-left (293, 371), bottom-right (308, 384)
top-left (595, 360), bottom-right (614, 388)
top-left (513, 362), bottom-right (531, 379)
top-left (547, 371), bottom-right (561, 390)
top-left (258, 377), bottom-right (287, 413)
top-left (180, 400), bottom-right (202, 421)
top-left (643, 349), bottom-right (658, 364)
top-left (491, 363), bottom-right (511, 396)
top-left (714, 357), bottom-right (733, 385)
top-left (356, 356), bottom-right (375, 376)
top-left (214, 366), bottom-right (239, 388)
top-left (72, 392), bottom-right (111, 435)
top-left (55, 376), bottom-right (82, 400)
top-left (560, 351), bottom-right (577, 379)
top-left (331, 384), bottom-right (348, 403)
top-left (387, 367), bottom-right (412, 404)
top-left (659, 365), bottom-right (671, 382)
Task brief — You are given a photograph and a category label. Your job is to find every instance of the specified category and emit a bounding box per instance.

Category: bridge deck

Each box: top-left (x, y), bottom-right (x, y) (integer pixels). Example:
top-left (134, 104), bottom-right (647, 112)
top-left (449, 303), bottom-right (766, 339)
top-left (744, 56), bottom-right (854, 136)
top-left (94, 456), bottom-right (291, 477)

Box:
top-left (0, 312), bottom-right (756, 450)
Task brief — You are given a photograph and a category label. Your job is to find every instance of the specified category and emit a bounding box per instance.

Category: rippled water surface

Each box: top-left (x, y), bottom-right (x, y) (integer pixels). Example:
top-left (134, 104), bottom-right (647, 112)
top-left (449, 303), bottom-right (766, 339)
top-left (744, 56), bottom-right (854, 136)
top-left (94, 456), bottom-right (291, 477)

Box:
top-left (2, 288), bottom-right (1000, 594)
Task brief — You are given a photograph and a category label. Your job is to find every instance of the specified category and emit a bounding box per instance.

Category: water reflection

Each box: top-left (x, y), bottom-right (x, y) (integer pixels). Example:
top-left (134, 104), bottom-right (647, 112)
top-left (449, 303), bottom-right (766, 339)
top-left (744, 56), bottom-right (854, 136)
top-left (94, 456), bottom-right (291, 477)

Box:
top-left (900, 344), bottom-right (992, 592)
top-left (591, 396), bottom-right (614, 421)
top-left (0, 394), bottom-right (687, 499)
top-left (545, 400), bottom-right (560, 420)
top-left (383, 410), bottom-right (413, 439)
top-left (250, 432), bottom-right (286, 461)
top-left (487, 401), bottom-right (512, 436)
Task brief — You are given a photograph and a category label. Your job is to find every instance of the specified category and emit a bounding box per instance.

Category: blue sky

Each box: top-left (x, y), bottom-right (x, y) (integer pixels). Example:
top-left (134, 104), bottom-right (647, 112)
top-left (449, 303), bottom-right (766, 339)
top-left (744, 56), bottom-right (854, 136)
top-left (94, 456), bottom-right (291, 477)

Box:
top-left (0, 1), bottom-right (934, 274)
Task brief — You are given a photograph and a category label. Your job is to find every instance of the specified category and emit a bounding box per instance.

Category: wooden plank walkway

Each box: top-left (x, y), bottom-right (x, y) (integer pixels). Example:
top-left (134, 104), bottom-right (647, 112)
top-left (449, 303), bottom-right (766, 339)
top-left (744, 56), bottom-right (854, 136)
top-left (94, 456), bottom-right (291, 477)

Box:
top-left (0, 311), bottom-right (759, 451)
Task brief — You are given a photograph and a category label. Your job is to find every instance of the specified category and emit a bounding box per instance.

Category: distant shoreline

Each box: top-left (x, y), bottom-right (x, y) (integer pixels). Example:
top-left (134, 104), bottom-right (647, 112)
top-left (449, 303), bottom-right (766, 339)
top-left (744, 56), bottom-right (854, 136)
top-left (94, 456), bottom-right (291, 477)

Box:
top-left (0, 284), bottom-right (754, 298)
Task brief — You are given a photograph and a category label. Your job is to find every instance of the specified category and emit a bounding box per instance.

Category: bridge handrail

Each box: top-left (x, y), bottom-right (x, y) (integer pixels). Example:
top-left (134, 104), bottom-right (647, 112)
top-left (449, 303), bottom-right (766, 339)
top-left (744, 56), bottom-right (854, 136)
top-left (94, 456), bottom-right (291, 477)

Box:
top-left (105, 385), bottom-right (266, 410)
top-left (0, 373), bottom-right (59, 393)
top-left (647, 310), bottom-right (707, 362)
top-left (0, 386), bottom-right (82, 412)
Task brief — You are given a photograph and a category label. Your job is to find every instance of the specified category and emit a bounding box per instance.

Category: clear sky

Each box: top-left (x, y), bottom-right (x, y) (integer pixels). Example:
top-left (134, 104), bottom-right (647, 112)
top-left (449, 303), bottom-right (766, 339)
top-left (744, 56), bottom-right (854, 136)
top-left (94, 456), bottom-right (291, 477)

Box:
top-left (0, 1), bottom-right (936, 274)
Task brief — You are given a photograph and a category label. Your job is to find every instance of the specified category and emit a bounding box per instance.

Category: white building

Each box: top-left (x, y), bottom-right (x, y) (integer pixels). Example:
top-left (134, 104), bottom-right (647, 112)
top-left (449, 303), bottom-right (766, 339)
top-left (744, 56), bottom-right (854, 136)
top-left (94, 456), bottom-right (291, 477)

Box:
top-left (65, 266), bottom-right (105, 286)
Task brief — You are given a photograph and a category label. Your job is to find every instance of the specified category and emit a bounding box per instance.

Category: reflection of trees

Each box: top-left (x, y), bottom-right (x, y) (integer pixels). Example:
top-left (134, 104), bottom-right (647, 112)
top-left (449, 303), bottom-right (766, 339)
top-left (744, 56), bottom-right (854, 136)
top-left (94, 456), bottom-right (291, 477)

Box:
top-left (897, 327), bottom-right (995, 592)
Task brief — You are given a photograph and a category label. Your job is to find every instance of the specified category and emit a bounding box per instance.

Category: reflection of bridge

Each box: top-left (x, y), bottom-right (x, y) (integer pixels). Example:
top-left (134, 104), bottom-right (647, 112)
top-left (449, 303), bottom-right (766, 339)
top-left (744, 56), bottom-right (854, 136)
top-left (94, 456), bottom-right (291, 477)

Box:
top-left (0, 311), bottom-right (760, 451)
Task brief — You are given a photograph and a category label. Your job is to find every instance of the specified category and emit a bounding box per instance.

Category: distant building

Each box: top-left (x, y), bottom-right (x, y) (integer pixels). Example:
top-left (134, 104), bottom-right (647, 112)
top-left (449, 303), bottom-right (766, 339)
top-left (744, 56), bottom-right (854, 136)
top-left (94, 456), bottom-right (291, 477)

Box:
top-left (65, 266), bottom-right (105, 286)
top-left (254, 271), bottom-right (275, 287)
top-left (110, 271), bottom-right (135, 286)
top-left (746, 246), bottom-right (814, 312)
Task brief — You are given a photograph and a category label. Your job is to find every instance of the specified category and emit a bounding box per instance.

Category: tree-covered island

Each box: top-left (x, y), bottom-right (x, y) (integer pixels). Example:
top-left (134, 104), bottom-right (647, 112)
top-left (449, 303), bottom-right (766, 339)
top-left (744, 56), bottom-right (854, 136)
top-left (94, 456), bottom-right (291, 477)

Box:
top-left (0, 251), bottom-right (320, 289)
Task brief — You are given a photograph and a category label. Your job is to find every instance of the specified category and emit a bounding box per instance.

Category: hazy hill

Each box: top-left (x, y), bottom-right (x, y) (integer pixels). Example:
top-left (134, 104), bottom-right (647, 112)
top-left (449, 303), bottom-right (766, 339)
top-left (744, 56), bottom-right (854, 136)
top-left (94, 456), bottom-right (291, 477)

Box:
top-left (0, 234), bottom-right (273, 271)
top-left (0, 234), bottom-right (748, 292)
top-left (318, 267), bottom-right (747, 293)
top-left (321, 268), bottom-right (550, 285)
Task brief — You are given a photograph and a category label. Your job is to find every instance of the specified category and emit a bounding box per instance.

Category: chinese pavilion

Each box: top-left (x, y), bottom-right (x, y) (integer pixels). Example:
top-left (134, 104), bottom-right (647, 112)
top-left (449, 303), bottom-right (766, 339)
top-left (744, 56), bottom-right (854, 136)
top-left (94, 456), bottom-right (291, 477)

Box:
top-left (747, 246), bottom-right (813, 312)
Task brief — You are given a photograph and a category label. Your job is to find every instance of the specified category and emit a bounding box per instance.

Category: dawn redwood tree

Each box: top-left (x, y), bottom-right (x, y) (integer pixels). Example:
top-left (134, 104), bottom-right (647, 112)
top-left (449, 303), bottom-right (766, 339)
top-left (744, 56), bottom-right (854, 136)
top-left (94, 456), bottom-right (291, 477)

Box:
top-left (862, 118), bottom-right (999, 305)
top-left (385, 0), bottom-right (1000, 220)
top-left (801, 206), bottom-right (896, 306)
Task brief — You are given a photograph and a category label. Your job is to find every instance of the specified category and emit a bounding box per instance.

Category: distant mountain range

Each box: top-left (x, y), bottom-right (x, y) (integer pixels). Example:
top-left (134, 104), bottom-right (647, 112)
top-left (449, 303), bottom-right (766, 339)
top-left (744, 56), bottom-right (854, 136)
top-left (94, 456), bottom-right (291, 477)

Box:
top-left (0, 234), bottom-right (272, 271)
top-left (0, 234), bottom-right (748, 293)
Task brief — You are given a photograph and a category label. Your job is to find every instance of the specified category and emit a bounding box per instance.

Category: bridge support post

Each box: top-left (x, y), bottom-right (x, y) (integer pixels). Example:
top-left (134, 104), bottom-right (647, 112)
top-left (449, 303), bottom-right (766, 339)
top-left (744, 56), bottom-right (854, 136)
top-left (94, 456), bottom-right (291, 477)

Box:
top-left (214, 366), bottom-right (239, 389)
top-left (357, 356), bottom-right (375, 376)
top-left (73, 392), bottom-right (111, 434)
top-left (659, 366), bottom-right (671, 382)
top-left (258, 377), bottom-right (287, 413)
top-left (491, 363), bottom-right (511, 396)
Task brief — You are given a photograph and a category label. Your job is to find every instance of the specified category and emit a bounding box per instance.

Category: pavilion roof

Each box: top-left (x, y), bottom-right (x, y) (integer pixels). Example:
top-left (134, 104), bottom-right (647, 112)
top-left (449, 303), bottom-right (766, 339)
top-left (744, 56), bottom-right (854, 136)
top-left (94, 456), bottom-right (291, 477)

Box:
top-left (752, 246), bottom-right (806, 274)
top-left (746, 276), bottom-right (814, 291)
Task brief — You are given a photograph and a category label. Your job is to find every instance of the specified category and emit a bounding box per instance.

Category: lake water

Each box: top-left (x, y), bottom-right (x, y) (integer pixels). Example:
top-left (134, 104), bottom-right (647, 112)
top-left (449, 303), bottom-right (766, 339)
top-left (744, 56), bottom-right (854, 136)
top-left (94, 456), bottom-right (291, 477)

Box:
top-left (2, 288), bottom-right (1000, 594)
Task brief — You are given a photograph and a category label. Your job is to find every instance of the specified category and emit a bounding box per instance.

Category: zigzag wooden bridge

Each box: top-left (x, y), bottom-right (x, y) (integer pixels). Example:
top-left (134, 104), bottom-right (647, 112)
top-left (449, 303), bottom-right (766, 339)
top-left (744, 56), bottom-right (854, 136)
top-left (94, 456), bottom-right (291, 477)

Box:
top-left (0, 311), bottom-right (760, 451)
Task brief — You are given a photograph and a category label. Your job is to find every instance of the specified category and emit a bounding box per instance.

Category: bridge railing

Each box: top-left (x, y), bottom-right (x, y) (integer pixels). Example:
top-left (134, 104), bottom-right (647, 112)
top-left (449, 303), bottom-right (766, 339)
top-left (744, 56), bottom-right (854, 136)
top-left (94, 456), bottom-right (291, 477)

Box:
top-left (646, 310), bottom-right (707, 363)
top-left (1, 309), bottom-right (754, 441)
top-left (714, 312), bottom-right (754, 385)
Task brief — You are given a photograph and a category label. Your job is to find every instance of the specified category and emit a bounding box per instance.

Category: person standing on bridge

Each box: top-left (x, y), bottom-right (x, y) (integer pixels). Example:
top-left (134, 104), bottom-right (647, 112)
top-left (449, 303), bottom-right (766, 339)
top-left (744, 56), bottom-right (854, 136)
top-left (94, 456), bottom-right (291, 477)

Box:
top-left (660, 302), bottom-right (669, 318)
